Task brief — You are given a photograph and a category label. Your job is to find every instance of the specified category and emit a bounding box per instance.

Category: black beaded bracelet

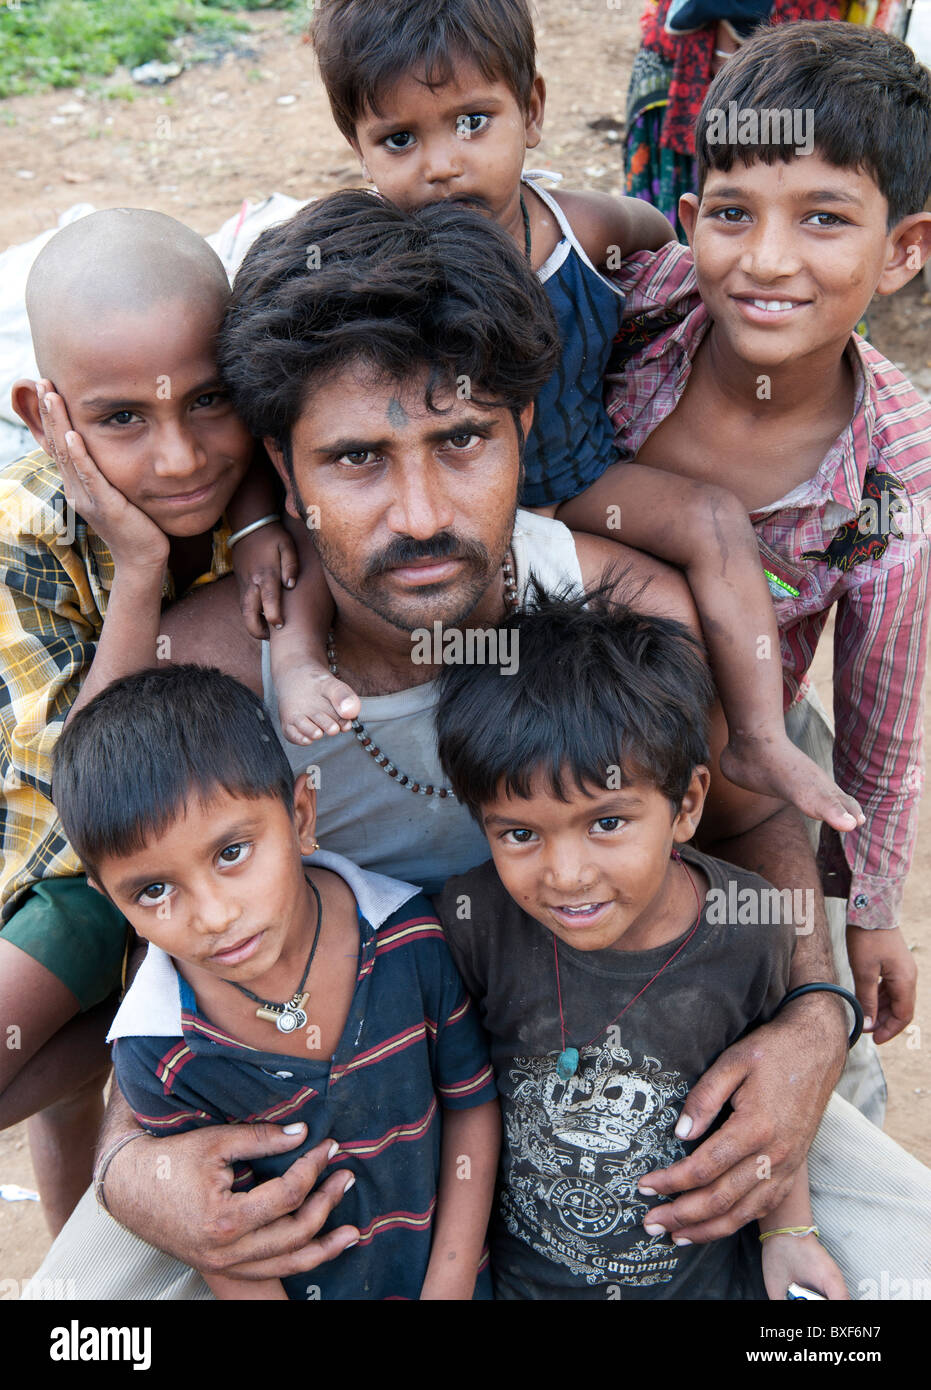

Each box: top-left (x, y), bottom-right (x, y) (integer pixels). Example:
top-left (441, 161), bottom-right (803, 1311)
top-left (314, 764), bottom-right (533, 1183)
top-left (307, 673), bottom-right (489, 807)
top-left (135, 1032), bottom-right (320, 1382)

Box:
top-left (777, 982), bottom-right (864, 1049)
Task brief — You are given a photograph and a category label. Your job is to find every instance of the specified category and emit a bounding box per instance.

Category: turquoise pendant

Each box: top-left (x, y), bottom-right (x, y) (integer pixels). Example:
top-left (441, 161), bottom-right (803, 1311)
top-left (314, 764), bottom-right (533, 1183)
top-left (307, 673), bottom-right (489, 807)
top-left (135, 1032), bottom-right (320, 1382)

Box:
top-left (556, 1047), bottom-right (579, 1080)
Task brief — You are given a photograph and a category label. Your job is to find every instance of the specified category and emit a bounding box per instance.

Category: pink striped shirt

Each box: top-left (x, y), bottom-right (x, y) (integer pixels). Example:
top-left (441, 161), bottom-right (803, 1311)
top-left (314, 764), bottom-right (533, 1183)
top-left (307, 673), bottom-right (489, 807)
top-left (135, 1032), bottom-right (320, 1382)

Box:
top-left (605, 243), bottom-right (931, 930)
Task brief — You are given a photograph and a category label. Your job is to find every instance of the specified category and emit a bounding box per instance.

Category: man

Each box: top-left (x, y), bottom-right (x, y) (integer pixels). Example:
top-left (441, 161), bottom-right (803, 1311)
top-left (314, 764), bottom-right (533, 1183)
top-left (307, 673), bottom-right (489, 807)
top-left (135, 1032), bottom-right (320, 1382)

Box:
top-left (29, 193), bottom-right (929, 1299)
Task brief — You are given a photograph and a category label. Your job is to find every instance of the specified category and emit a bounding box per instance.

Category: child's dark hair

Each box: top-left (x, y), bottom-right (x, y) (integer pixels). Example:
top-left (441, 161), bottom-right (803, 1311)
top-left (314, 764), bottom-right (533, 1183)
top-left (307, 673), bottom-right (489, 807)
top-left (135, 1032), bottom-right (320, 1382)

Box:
top-left (696, 21), bottom-right (931, 227)
top-left (435, 576), bottom-right (715, 820)
top-left (217, 189), bottom-right (560, 476)
top-left (312, 0), bottom-right (537, 142)
top-left (51, 666), bottom-right (295, 883)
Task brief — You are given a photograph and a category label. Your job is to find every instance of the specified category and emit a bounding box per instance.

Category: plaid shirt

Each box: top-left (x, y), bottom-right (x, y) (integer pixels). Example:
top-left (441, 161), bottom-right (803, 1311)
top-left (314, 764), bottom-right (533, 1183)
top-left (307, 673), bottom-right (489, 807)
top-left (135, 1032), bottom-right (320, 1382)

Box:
top-left (0, 449), bottom-right (233, 919)
top-left (605, 243), bottom-right (931, 931)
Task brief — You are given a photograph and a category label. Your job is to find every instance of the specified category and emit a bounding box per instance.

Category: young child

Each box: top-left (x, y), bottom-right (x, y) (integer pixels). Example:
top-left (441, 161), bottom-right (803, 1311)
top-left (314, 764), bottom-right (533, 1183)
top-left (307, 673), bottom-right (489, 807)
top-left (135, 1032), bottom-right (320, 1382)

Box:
top-left (603, 21), bottom-right (931, 1052)
top-left (0, 208), bottom-right (262, 1229)
top-left (50, 663), bottom-right (500, 1302)
top-left (232, 0), bottom-right (862, 837)
top-left (434, 582), bottom-right (849, 1301)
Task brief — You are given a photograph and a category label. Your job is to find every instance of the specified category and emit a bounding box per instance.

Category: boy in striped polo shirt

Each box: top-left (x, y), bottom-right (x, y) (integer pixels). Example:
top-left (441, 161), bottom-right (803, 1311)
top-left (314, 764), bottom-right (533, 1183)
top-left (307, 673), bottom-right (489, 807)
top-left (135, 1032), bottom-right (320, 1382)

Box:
top-left (51, 664), bottom-right (500, 1301)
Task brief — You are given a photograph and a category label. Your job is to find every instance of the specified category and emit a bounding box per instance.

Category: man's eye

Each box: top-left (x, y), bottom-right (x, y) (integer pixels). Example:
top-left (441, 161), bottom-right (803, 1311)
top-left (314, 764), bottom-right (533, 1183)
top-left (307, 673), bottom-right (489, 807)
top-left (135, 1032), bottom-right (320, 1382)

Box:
top-left (137, 883), bottom-right (171, 906)
top-left (384, 131), bottom-right (415, 151)
top-left (447, 433), bottom-right (481, 449)
top-left (457, 113), bottom-right (490, 137)
top-left (218, 842), bottom-right (250, 865)
top-left (504, 828), bottom-right (535, 844)
top-left (593, 817), bottom-right (624, 833)
top-left (338, 449), bottom-right (378, 466)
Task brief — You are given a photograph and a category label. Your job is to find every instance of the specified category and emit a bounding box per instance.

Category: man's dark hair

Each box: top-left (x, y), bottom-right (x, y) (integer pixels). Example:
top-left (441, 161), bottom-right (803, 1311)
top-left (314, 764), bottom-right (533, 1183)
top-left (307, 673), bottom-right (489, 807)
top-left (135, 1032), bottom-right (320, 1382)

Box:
top-left (312, 0), bottom-right (537, 141)
top-left (696, 21), bottom-right (931, 226)
top-left (52, 666), bottom-right (296, 884)
top-left (435, 576), bottom-right (715, 821)
top-left (217, 189), bottom-right (560, 480)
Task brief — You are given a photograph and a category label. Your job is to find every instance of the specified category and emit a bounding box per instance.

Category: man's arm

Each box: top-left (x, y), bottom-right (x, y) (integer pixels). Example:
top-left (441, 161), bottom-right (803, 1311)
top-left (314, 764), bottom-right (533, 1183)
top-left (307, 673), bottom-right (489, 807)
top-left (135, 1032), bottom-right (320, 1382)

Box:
top-left (97, 1085), bottom-right (359, 1282)
top-left (159, 573), bottom-right (262, 694)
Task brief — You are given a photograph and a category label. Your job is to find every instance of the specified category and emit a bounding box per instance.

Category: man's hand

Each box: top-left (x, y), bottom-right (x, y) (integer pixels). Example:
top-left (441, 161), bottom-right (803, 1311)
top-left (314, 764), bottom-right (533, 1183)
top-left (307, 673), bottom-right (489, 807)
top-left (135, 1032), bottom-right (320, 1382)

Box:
top-left (105, 1122), bottom-right (359, 1282)
top-left (36, 380), bottom-right (169, 575)
top-left (637, 998), bottom-right (845, 1244)
top-left (847, 924), bottom-right (916, 1044)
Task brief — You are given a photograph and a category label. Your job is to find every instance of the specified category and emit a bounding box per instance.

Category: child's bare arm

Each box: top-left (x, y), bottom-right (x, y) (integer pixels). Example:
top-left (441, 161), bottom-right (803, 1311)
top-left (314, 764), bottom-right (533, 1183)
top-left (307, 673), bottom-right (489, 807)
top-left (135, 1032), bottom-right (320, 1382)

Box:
top-left (554, 462), bottom-right (864, 833)
top-left (226, 457), bottom-right (298, 635)
top-left (420, 1099), bottom-right (500, 1301)
top-left (268, 518), bottom-right (361, 743)
top-left (203, 1272), bottom-right (289, 1301)
top-left (553, 188), bottom-right (675, 264)
top-left (759, 1159), bottom-right (848, 1301)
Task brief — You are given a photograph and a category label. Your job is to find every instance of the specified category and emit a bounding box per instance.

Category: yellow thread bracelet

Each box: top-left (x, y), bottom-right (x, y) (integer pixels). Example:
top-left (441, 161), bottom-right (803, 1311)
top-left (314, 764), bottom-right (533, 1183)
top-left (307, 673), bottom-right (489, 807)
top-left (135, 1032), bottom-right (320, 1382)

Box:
top-left (759, 1225), bottom-right (819, 1243)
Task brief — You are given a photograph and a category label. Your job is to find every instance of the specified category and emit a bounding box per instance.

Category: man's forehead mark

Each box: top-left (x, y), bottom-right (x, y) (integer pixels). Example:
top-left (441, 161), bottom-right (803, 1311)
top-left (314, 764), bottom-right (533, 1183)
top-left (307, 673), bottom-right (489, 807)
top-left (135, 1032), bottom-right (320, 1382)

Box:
top-left (387, 397), bottom-right (409, 429)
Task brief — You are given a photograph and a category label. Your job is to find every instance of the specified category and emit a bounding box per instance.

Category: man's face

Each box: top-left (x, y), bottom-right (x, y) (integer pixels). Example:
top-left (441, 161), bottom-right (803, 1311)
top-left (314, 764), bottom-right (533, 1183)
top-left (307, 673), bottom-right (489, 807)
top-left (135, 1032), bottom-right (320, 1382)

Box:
top-left (44, 296), bottom-right (252, 538)
top-left (680, 154), bottom-right (896, 369)
top-left (269, 362), bottom-right (530, 633)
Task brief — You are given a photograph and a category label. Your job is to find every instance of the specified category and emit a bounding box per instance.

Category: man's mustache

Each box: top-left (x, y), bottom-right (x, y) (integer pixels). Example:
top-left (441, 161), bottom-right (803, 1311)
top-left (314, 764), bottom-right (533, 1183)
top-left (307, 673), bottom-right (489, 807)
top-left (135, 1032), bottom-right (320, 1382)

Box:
top-left (364, 532), bottom-right (491, 579)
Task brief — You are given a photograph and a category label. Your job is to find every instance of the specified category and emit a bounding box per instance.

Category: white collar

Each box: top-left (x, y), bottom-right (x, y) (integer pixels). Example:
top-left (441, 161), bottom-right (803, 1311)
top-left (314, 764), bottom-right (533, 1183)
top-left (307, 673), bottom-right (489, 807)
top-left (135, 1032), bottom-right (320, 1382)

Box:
top-left (106, 850), bottom-right (421, 1042)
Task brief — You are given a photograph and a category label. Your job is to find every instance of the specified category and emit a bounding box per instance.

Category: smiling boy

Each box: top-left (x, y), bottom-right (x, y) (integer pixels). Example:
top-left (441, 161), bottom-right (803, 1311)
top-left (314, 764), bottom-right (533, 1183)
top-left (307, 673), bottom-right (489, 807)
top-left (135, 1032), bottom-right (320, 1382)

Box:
top-left (604, 22), bottom-right (931, 1109)
top-left (0, 208), bottom-right (253, 1228)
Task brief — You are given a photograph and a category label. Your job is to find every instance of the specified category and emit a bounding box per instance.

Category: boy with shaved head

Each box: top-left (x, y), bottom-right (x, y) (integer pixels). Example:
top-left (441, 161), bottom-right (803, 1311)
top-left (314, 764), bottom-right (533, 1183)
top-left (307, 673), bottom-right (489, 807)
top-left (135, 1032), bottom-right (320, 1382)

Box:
top-left (0, 208), bottom-right (256, 1231)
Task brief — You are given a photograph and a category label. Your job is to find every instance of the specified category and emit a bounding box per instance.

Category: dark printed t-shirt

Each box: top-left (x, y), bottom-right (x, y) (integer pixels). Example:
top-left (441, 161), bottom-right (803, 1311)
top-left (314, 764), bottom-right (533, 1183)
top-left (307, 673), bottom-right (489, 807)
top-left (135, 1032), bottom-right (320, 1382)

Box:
top-left (438, 845), bottom-right (794, 1300)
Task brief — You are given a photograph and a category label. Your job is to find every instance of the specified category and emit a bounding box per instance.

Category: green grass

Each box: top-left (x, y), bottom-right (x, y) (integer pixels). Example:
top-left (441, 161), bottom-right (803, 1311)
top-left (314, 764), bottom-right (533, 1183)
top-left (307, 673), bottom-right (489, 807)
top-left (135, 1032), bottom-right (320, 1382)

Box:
top-left (0, 0), bottom-right (306, 100)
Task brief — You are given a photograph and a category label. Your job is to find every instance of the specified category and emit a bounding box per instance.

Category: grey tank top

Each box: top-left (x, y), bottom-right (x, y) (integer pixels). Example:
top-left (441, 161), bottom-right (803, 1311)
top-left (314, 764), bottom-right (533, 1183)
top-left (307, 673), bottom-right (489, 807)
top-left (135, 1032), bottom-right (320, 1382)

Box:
top-left (262, 510), bottom-right (584, 894)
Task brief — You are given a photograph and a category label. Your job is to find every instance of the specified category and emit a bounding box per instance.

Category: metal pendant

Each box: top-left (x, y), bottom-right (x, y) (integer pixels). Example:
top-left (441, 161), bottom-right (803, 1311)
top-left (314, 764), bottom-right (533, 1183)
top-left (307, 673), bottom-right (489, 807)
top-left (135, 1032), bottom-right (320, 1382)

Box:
top-left (556, 1047), bottom-right (579, 1081)
top-left (276, 1007), bottom-right (307, 1035)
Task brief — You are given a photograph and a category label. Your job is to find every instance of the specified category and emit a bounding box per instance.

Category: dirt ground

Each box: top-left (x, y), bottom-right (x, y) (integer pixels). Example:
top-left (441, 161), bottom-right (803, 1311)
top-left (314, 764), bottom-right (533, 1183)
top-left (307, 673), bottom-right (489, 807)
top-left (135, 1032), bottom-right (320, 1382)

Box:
top-left (0, 0), bottom-right (928, 1290)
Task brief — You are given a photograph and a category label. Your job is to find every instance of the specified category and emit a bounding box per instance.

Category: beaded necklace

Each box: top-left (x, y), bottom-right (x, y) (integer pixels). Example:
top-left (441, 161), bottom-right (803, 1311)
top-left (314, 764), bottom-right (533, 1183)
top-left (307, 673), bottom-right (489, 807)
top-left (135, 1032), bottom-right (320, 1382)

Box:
top-left (326, 551), bottom-right (520, 798)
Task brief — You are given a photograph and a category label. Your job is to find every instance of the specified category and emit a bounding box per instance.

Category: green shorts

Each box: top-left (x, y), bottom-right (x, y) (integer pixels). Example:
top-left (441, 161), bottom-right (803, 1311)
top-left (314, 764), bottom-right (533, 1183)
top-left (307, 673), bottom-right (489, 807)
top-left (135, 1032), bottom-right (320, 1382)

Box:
top-left (1, 877), bottom-right (129, 1012)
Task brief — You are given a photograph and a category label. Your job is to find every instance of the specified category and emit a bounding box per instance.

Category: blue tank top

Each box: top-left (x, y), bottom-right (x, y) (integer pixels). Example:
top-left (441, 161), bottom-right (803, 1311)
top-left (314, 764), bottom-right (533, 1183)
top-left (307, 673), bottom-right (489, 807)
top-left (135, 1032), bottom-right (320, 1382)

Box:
top-left (521, 174), bottom-right (627, 508)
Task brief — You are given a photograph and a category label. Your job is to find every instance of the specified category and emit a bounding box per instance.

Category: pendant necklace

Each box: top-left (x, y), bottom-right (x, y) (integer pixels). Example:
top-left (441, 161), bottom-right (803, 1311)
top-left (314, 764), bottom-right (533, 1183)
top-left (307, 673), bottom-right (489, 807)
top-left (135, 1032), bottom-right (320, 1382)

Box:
top-left (226, 875), bottom-right (322, 1034)
top-left (553, 849), bottom-right (702, 1080)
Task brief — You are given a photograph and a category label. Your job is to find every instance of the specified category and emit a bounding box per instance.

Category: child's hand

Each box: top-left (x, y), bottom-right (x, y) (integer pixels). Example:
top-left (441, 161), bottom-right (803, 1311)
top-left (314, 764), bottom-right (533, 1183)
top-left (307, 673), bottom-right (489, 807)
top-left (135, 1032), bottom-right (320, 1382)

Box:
top-left (231, 521), bottom-right (300, 639)
top-left (36, 381), bottom-right (169, 575)
top-left (274, 652), bottom-right (361, 744)
top-left (847, 923), bottom-right (917, 1044)
top-left (720, 726), bottom-right (864, 835)
top-left (762, 1233), bottom-right (849, 1301)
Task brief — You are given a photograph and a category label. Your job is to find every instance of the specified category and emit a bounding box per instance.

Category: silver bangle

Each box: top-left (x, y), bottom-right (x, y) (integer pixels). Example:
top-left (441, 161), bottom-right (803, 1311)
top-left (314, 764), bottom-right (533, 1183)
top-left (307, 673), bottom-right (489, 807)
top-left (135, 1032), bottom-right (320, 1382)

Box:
top-left (714, 48), bottom-right (736, 59)
top-left (227, 513), bottom-right (280, 548)
top-left (93, 1131), bottom-right (148, 1215)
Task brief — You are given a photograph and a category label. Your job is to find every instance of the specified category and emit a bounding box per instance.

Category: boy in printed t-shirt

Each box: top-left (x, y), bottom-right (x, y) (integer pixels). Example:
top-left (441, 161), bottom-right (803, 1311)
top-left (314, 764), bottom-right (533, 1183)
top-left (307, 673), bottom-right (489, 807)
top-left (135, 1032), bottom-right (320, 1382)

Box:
top-left (435, 583), bottom-right (849, 1301)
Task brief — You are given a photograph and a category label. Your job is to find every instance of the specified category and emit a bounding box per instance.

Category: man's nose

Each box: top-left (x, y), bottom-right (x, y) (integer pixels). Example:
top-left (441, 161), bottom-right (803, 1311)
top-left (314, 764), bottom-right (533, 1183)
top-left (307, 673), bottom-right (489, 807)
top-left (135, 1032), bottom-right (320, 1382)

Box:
top-left (387, 458), bottom-right (455, 538)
